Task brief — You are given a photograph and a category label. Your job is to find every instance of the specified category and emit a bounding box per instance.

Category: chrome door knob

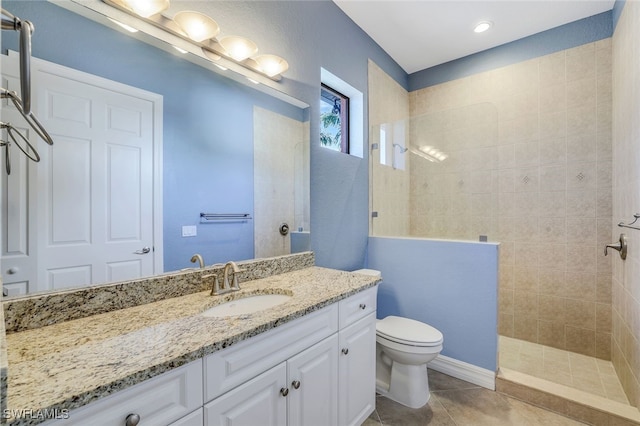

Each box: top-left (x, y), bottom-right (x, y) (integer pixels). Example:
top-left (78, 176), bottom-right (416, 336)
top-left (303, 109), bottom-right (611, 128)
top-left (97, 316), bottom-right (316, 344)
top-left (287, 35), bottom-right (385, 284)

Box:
top-left (280, 387), bottom-right (289, 397)
top-left (342, 348), bottom-right (349, 355)
top-left (292, 380), bottom-right (301, 389)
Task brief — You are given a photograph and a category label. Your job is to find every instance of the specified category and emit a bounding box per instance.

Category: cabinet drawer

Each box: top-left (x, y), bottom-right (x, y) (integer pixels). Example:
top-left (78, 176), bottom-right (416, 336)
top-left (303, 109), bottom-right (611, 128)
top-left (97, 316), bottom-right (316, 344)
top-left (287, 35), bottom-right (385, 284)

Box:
top-left (48, 360), bottom-right (203, 426)
top-left (339, 286), bottom-right (378, 329)
top-left (204, 303), bottom-right (338, 401)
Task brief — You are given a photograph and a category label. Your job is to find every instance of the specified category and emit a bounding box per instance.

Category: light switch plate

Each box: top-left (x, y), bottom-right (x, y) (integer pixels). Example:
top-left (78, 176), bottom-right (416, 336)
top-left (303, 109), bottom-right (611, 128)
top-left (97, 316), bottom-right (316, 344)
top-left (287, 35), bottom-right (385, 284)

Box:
top-left (182, 225), bottom-right (197, 237)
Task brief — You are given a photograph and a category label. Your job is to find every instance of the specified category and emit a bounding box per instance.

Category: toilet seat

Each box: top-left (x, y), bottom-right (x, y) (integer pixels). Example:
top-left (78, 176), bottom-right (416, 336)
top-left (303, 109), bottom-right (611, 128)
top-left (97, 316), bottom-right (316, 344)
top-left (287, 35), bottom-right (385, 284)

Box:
top-left (377, 316), bottom-right (443, 347)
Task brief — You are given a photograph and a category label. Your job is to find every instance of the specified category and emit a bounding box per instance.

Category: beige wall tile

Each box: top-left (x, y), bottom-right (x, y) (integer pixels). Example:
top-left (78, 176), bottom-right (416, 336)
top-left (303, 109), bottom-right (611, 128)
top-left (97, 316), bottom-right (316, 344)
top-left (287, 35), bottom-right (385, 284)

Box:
top-left (514, 317), bottom-right (538, 342)
top-left (396, 36), bottom-right (613, 365)
top-left (566, 326), bottom-right (596, 356)
top-left (565, 299), bottom-right (596, 330)
top-left (538, 320), bottom-right (566, 349)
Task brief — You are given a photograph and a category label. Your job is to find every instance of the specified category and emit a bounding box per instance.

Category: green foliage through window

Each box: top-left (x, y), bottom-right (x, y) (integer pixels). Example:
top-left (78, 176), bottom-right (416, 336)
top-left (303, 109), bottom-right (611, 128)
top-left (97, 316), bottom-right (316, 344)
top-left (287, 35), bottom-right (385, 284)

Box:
top-left (320, 84), bottom-right (349, 153)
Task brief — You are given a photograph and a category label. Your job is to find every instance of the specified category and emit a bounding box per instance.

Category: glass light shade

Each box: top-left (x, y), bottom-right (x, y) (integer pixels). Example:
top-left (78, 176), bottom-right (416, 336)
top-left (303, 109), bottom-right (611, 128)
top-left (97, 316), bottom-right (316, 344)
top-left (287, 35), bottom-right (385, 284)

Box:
top-left (121, 0), bottom-right (169, 18)
top-left (173, 11), bottom-right (220, 42)
top-left (218, 36), bottom-right (258, 61)
top-left (254, 54), bottom-right (289, 77)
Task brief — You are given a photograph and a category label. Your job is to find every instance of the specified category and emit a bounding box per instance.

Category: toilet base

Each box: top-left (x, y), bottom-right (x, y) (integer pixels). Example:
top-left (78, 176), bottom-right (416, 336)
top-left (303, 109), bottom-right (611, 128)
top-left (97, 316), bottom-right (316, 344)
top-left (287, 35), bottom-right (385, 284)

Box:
top-left (376, 362), bottom-right (431, 409)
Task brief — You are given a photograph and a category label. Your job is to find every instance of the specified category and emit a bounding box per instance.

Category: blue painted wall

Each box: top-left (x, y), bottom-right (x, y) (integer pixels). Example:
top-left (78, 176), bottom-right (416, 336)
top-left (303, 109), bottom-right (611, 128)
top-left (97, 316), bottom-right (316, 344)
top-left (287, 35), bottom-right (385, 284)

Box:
top-left (367, 237), bottom-right (499, 371)
top-left (409, 10), bottom-right (613, 91)
top-left (613, 0), bottom-right (626, 29)
top-left (2, 1), bottom-right (406, 273)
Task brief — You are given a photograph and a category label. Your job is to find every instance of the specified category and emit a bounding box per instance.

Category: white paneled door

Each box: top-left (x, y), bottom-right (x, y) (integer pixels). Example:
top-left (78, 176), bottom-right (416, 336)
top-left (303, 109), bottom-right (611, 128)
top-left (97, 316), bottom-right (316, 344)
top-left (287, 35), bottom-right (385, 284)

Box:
top-left (1, 52), bottom-right (162, 295)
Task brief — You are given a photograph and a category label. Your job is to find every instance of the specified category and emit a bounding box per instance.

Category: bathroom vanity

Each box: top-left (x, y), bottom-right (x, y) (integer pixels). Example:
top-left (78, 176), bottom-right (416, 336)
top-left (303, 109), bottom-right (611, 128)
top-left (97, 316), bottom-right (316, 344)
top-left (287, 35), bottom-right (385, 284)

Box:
top-left (1, 254), bottom-right (379, 426)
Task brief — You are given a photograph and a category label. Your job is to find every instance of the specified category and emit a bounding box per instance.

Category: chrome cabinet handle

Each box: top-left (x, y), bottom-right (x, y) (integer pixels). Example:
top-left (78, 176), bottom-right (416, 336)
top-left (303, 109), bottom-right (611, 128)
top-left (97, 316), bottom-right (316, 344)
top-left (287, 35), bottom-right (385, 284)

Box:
top-left (342, 348), bottom-right (349, 355)
top-left (359, 303), bottom-right (366, 310)
top-left (292, 380), bottom-right (301, 389)
top-left (280, 387), bottom-right (289, 397)
top-left (125, 413), bottom-right (140, 426)
top-left (133, 247), bottom-right (151, 255)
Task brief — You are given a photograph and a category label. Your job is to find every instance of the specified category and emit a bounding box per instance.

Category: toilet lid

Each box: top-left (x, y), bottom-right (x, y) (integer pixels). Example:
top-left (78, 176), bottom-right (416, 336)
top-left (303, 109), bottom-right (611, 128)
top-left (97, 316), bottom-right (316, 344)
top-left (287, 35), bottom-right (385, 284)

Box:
top-left (377, 316), bottom-right (443, 346)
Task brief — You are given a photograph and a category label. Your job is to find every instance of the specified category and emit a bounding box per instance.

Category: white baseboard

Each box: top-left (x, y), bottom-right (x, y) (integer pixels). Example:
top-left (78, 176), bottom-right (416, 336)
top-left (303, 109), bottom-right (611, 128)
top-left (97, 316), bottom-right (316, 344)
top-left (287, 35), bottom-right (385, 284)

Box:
top-left (429, 355), bottom-right (496, 390)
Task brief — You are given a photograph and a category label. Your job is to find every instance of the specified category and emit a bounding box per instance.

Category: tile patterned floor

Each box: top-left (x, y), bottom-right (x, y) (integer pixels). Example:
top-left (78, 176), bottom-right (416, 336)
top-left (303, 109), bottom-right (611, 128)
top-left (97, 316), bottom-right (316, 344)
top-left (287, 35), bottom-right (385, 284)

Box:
top-left (499, 336), bottom-right (630, 405)
top-left (365, 369), bottom-right (585, 425)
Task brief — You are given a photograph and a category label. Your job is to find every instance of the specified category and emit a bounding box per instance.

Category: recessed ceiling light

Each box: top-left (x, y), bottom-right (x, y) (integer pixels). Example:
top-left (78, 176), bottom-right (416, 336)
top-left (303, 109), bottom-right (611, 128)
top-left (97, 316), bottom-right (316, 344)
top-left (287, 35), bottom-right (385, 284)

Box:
top-left (474, 21), bottom-right (493, 33)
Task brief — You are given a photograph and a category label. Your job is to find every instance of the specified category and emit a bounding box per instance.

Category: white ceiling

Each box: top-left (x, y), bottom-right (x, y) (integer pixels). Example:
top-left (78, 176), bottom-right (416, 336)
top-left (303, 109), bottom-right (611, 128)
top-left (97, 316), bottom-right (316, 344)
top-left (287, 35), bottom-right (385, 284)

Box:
top-left (333, 0), bottom-right (616, 74)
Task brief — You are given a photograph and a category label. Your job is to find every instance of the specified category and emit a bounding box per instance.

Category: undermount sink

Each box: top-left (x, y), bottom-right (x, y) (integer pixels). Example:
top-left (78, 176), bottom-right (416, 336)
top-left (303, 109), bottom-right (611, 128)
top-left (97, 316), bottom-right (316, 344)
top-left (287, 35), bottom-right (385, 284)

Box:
top-left (201, 294), bottom-right (292, 318)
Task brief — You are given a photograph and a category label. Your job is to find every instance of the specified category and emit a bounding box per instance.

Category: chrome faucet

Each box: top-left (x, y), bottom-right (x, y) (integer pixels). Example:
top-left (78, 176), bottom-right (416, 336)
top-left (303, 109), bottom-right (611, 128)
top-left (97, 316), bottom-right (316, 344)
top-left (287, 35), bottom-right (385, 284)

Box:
top-left (190, 253), bottom-right (204, 269)
top-left (208, 261), bottom-right (243, 296)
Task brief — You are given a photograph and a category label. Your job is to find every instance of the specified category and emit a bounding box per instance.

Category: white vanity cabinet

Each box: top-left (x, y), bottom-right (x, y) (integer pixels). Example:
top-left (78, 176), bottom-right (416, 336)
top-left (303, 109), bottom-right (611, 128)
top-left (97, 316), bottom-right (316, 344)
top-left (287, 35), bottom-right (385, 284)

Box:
top-left (45, 286), bottom-right (377, 426)
top-left (338, 314), bottom-right (376, 426)
top-left (204, 335), bottom-right (339, 426)
top-left (337, 286), bottom-right (378, 426)
top-left (45, 360), bottom-right (203, 426)
top-left (203, 285), bottom-right (377, 426)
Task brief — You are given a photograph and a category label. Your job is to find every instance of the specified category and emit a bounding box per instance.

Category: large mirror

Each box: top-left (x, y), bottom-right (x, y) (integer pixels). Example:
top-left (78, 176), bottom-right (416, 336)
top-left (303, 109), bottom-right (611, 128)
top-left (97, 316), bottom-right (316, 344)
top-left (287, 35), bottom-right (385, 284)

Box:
top-left (0, 0), bottom-right (310, 297)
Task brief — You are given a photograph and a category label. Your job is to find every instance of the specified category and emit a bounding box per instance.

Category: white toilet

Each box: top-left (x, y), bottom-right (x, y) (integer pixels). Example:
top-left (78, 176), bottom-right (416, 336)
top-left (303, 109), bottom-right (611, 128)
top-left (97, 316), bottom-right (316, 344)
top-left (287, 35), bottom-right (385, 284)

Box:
top-left (354, 269), bottom-right (444, 409)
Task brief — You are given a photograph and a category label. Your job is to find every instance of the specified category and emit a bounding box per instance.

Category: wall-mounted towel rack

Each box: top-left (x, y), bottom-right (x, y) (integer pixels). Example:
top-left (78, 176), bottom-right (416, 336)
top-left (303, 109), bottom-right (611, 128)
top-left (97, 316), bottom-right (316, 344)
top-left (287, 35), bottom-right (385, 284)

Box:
top-left (618, 213), bottom-right (640, 231)
top-left (1, 9), bottom-right (54, 175)
top-left (200, 213), bottom-right (252, 223)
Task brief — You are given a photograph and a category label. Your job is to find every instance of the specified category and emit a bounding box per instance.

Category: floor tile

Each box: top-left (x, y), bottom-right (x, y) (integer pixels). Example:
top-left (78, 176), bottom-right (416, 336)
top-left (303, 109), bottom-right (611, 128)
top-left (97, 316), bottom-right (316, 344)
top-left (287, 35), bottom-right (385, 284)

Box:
top-left (499, 336), bottom-right (630, 406)
top-left (428, 369), bottom-right (480, 392)
top-left (375, 393), bottom-right (456, 425)
top-left (374, 369), bottom-right (591, 425)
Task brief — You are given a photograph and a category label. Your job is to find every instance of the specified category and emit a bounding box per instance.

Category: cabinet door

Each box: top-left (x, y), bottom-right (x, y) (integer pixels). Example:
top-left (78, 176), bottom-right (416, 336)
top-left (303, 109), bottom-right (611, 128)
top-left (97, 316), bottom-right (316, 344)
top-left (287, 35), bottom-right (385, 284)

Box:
top-left (170, 408), bottom-right (203, 426)
top-left (204, 363), bottom-right (287, 426)
top-left (287, 335), bottom-right (339, 426)
top-left (338, 313), bottom-right (376, 426)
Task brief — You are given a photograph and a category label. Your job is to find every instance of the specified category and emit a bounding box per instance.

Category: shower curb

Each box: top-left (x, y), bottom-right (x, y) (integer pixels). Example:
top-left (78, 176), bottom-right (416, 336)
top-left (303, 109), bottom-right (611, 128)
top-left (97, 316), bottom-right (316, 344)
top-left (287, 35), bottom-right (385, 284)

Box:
top-left (497, 368), bottom-right (640, 425)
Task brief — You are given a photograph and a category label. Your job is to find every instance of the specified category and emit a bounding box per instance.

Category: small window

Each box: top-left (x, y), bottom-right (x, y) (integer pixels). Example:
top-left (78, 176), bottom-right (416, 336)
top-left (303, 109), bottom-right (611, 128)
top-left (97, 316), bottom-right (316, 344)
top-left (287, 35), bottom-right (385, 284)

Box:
top-left (320, 84), bottom-right (349, 153)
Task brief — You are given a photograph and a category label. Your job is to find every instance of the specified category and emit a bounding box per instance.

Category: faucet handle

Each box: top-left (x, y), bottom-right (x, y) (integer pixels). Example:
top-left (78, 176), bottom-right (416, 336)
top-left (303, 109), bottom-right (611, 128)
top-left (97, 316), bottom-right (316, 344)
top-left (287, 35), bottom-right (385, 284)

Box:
top-left (604, 233), bottom-right (627, 260)
top-left (204, 273), bottom-right (221, 296)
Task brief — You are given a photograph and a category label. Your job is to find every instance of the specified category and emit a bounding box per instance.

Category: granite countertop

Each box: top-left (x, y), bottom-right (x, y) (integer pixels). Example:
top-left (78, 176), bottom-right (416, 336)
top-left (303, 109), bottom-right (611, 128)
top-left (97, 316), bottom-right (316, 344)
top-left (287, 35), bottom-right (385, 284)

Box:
top-left (3, 266), bottom-right (378, 424)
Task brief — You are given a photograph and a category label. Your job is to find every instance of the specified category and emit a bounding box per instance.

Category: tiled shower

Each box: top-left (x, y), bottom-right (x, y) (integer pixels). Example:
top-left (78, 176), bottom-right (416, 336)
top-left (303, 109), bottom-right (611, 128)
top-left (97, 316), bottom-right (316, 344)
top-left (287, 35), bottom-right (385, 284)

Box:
top-left (368, 35), bottom-right (640, 410)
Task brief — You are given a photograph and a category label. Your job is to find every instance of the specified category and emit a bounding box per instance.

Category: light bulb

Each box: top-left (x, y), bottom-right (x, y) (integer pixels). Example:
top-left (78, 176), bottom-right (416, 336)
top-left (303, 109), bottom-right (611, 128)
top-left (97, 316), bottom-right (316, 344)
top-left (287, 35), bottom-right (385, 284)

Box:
top-left (173, 11), bottom-right (219, 42)
top-left (254, 54), bottom-right (289, 77)
top-left (122, 0), bottom-right (169, 18)
top-left (219, 36), bottom-right (258, 61)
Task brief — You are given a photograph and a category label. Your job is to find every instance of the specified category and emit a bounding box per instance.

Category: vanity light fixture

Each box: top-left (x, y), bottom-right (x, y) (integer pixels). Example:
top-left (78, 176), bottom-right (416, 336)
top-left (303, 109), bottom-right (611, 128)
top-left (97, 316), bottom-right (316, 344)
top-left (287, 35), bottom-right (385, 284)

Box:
top-left (473, 20), bottom-right (493, 33)
top-left (108, 17), bottom-right (138, 32)
top-left (119, 0), bottom-right (169, 18)
top-left (101, 0), bottom-right (290, 81)
top-left (218, 36), bottom-right (258, 61)
top-left (410, 145), bottom-right (448, 163)
top-left (253, 54), bottom-right (289, 77)
top-left (172, 45), bottom-right (188, 54)
top-left (173, 11), bottom-right (219, 43)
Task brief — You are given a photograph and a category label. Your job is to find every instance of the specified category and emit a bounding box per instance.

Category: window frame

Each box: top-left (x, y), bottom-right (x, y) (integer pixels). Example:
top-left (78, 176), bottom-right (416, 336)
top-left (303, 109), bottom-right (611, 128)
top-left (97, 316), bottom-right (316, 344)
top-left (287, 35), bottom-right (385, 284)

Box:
top-left (320, 83), bottom-right (350, 154)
